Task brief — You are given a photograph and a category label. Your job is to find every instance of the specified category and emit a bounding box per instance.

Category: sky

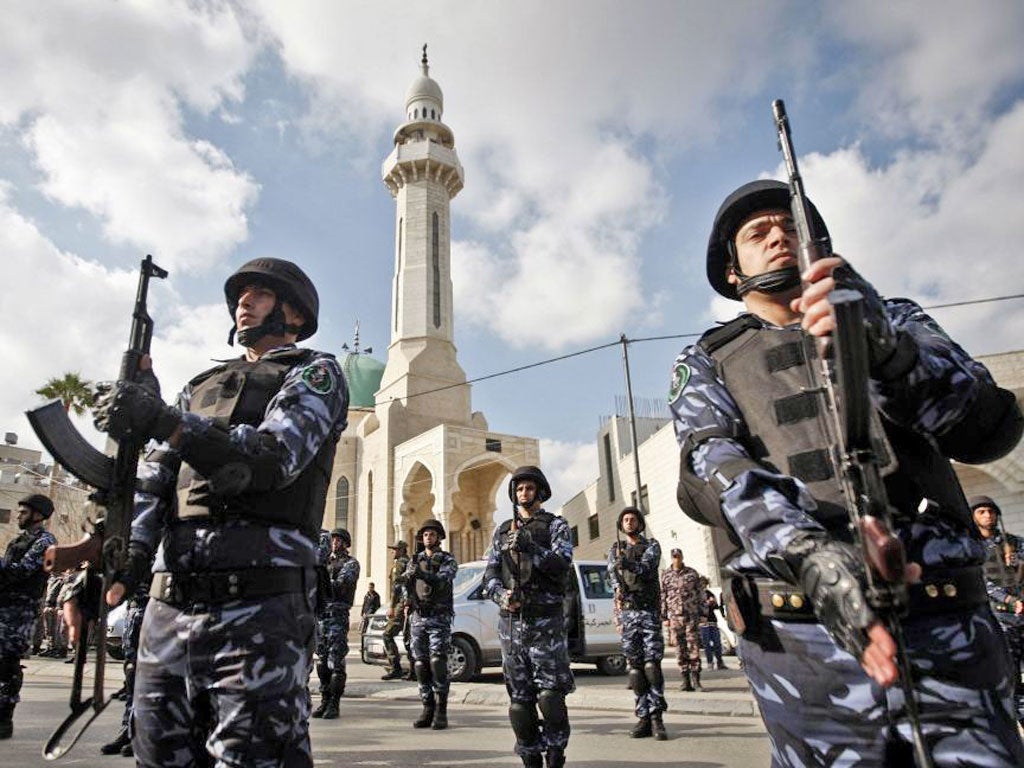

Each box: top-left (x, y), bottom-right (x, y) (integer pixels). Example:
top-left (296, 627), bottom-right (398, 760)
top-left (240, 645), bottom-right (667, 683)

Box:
top-left (2, 1), bottom-right (1023, 511)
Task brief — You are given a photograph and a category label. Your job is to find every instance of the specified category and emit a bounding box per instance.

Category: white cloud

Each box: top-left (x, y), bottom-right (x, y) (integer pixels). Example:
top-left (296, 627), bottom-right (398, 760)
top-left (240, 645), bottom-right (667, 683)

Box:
top-left (539, 438), bottom-right (597, 513)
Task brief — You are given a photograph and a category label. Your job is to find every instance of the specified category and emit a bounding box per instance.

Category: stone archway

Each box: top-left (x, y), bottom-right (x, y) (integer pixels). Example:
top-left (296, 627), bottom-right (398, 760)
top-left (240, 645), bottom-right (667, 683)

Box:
top-left (448, 455), bottom-right (517, 562)
top-left (400, 461), bottom-right (436, 551)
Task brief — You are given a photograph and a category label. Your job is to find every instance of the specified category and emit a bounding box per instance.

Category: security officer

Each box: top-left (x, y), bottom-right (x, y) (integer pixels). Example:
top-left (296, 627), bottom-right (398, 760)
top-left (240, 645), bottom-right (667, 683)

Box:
top-left (484, 466), bottom-right (574, 768)
top-left (970, 495), bottom-right (1024, 723)
top-left (671, 179), bottom-right (1024, 764)
top-left (0, 494), bottom-right (57, 739)
top-left (381, 540), bottom-right (411, 681)
top-left (607, 506), bottom-right (667, 740)
top-left (402, 519), bottom-right (458, 730)
top-left (93, 257), bottom-right (348, 767)
top-left (659, 548), bottom-right (704, 691)
top-left (312, 528), bottom-right (359, 720)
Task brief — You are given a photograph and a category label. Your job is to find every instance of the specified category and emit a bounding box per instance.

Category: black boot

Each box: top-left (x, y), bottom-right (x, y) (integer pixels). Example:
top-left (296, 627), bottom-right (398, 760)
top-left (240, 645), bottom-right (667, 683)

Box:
top-left (651, 713), bottom-right (667, 741)
top-left (381, 665), bottom-right (404, 681)
top-left (321, 676), bottom-right (343, 720)
top-left (432, 693), bottom-right (448, 730)
top-left (545, 751), bottom-right (566, 768)
top-left (681, 672), bottom-right (694, 692)
top-left (101, 727), bottom-right (132, 755)
top-left (692, 670), bottom-right (703, 690)
top-left (630, 715), bottom-right (652, 738)
top-left (521, 755), bottom-right (544, 768)
top-left (0, 704), bottom-right (12, 740)
top-left (311, 669), bottom-right (331, 718)
top-left (413, 694), bottom-right (436, 728)
top-left (120, 740), bottom-right (134, 758)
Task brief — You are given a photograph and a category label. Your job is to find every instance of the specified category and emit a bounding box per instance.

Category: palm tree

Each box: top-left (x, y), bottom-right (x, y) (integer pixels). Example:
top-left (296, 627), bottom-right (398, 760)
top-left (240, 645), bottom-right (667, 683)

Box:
top-left (35, 372), bottom-right (95, 415)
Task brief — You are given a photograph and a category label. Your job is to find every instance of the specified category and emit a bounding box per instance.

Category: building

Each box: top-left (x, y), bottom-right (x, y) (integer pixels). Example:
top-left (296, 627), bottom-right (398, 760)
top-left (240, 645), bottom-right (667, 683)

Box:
top-left (560, 351), bottom-right (1024, 587)
top-left (320, 49), bottom-right (539, 589)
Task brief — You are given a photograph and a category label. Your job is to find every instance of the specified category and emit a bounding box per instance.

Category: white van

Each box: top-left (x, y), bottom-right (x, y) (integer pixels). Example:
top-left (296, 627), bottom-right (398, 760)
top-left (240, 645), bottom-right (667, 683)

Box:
top-left (361, 559), bottom-right (625, 682)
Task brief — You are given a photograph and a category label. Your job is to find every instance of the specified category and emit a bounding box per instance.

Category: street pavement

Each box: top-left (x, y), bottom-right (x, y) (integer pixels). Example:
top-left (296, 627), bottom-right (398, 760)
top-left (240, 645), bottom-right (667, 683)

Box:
top-left (9, 651), bottom-right (770, 767)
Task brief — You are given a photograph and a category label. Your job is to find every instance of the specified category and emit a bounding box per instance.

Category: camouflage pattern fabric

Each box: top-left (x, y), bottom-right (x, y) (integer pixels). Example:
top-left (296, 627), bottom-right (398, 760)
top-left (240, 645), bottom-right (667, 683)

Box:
top-left (317, 553), bottom-right (359, 674)
top-left (670, 287), bottom-right (1024, 763)
top-left (982, 532), bottom-right (1024, 720)
top-left (382, 554), bottom-right (410, 673)
top-left (409, 614), bottom-right (453, 699)
top-left (619, 609), bottom-right (666, 717)
top-left (121, 593), bottom-right (149, 731)
top-left (134, 589), bottom-right (317, 768)
top-left (661, 566), bottom-right (703, 673)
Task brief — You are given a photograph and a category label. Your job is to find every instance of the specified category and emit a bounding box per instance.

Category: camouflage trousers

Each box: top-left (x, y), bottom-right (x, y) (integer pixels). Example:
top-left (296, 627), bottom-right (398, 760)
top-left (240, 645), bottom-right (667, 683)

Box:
top-left (409, 612), bottom-right (452, 699)
top-left (667, 616), bottom-right (702, 673)
top-left (133, 591), bottom-right (317, 768)
top-left (498, 612), bottom-right (575, 759)
top-left (994, 615), bottom-right (1024, 720)
top-left (381, 615), bottom-right (404, 672)
top-left (740, 607), bottom-right (1024, 767)
top-left (0, 601), bottom-right (37, 707)
top-left (316, 604), bottom-right (351, 674)
top-left (619, 609), bottom-right (666, 717)
top-left (121, 595), bottom-right (148, 731)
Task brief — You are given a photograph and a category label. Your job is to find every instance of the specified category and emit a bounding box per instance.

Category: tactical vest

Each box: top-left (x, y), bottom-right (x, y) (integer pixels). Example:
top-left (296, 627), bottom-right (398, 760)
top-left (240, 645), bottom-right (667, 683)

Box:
top-left (327, 553), bottom-right (357, 605)
top-left (410, 551), bottom-right (453, 613)
top-left (684, 318), bottom-right (972, 568)
top-left (982, 537), bottom-right (1019, 592)
top-left (4, 531), bottom-right (48, 600)
top-left (175, 348), bottom-right (336, 540)
top-left (614, 538), bottom-right (660, 611)
top-left (497, 511), bottom-right (565, 596)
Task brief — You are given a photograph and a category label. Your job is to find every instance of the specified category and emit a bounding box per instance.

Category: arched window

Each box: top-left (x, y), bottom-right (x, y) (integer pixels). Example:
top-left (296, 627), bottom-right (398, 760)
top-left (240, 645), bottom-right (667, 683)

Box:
top-left (414, 108), bottom-right (419, 119)
top-left (432, 212), bottom-right (441, 328)
top-left (335, 477), bottom-right (349, 530)
top-left (430, 109), bottom-right (436, 120)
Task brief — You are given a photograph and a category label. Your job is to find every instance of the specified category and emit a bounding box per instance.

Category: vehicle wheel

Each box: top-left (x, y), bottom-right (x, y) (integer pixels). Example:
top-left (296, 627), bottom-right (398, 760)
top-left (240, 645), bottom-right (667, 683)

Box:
top-left (447, 636), bottom-right (478, 683)
top-left (596, 654), bottom-right (627, 676)
top-left (106, 644), bottom-right (125, 662)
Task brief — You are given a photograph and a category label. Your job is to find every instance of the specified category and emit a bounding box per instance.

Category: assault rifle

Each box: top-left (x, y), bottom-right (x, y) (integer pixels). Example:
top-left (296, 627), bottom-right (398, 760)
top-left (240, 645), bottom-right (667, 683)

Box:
top-left (772, 100), bottom-right (933, 768)
top-left (26, 255), bottom-right (167, 760)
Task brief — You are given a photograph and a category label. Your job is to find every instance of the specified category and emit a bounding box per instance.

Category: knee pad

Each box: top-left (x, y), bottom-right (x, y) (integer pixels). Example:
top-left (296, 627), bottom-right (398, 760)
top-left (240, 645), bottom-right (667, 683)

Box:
top-left (508, 701), bottom-right (540, 745)
top-left (430, 655), bottom-right (448, 686)
top-left (537, 690), bottom-right (568, 731)
top-left (414, 659), bottom-right (432, 686)
top-left (643, 661), bottom-right (664, 690)
top-left (628, 666), bottom-right (649, 696)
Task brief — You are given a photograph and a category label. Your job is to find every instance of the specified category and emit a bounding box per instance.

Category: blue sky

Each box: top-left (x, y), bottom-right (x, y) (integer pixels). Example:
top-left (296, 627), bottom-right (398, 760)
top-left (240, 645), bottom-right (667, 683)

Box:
top-left (3, 1), bottom-right (1023, 508)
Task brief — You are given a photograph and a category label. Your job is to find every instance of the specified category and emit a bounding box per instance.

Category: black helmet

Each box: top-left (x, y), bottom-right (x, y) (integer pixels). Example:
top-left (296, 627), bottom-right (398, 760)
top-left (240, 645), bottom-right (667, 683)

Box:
top-left (616, 505), bottom-right (645, 533)
top-left (968, 495), bottom-right (1001, 517)
top-left (417, 519), bottom-right (446, 541)
top-left (706, 180), bottom-right (828, 300)
top-left (387, 540), bottom-right (409, 552)
top-left (507, 465), bottom-right (552, 504)
top-left (224, 258), bottom-right (319, 342)
top-left (330, 528), bottom-right (351, 547)
top-left (19, 493), bottom-right (54, 519)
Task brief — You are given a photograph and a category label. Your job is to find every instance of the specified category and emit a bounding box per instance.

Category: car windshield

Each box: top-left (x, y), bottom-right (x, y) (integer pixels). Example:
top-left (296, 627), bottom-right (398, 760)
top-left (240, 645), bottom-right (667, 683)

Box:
top-left (453, 562), bottom-right (486, 596)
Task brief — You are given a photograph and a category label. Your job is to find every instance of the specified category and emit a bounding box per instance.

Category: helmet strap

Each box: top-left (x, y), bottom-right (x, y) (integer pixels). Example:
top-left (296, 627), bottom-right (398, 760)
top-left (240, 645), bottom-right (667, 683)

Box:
top-left (232, 302), bottom-right (303, 347)
top-left (727, 241), bottom-right (801, 297)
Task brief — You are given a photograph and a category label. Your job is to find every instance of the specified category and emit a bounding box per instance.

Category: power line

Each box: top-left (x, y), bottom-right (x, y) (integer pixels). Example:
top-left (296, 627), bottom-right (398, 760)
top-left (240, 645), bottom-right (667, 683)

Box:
top-left (384, 291), bottom-right (1024, 403)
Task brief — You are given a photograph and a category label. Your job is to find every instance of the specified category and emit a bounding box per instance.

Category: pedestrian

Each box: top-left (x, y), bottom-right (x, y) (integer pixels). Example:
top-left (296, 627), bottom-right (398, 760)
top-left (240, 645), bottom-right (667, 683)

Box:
top-left (312, 528), bottom-right (359, 720)
top-left (381, 540), bottom-right (411, 681)
top-left (359, 581), bottom-right (381, 634)
top-left (970, 495), bottom-right (1024, 725)
top-left (607, 506), bottom-right (667, 740)
top-left (659, 548), bottom-right (704, 691)
top-left (403, 519), bottom-right (458, 730)
top-left (93, 257), bottom-right (348, 767)
top-left (671, 178), bottom-right (1024, 765)
top-left (0, 493), bottom-right (57, 739)
top-left (484, 465), bottom-right (574, 768)
top-left (698, 577), bottom-right (726, 670)
top-left (39, 570), bottom-right (68, 657)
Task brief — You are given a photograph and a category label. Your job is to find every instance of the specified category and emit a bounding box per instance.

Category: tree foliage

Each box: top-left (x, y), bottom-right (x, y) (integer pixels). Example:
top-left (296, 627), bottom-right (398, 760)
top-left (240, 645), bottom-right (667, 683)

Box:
top-left (36, 372), bottom-right (95, 415)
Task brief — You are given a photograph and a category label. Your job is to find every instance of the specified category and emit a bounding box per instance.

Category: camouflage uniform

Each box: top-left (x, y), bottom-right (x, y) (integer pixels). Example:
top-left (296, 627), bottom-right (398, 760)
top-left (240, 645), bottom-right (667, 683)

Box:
top-left (41, 572), bottom-right (68, 656)
top-left (485, 508), bottom-right (574, 767)
top-left (313, 548), bottom-right (359, 716)
top-left (671, 279), bottom-right (1024, 765)
top-left (381, 546), bottom-right (411, 678)
top-left (124, 343), bottom-right (348, 767)
top-left (660, 564), bottom-right (703, 679)
top-left (980, 529), bottom-right (1024, 721)
top-left (608, 536), bottom-right (666, 720)
top-left (1, 523), bottom-right (57, 726)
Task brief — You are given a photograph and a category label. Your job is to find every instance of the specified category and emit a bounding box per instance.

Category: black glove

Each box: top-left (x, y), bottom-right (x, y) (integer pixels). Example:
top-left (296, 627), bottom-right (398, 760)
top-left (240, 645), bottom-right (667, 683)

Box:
top-left (790, 536), bottom-right (876, 660)
top-left (112, 543), bottom-right (153, 600)
top-left (506, 527), bottom-right (534, 554)
top-left (833, 264), bottom-right (916, 379)
top-left (94, 380), bottom-right (181, 443)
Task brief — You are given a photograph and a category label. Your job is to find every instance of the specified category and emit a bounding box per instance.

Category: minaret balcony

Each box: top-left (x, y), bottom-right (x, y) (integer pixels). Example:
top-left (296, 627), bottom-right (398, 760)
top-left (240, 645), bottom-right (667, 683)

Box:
top-left (382, 141), bottom-right (464, 198)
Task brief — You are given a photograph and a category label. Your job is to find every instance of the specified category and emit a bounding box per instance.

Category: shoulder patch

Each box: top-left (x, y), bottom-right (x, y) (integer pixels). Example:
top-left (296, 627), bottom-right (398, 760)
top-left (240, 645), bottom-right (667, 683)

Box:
top-left (300, 361), bottom-right (337, 395)
top-left (668, 362), bottom-right (691, 403)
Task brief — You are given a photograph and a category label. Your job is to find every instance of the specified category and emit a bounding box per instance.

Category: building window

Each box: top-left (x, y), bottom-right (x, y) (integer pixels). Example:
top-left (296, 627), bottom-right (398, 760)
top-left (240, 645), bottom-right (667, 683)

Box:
top-left (335, 477), bottom-right (350, 530)
top-left (485, 438), bottom-right (502, 453)
top-left (432, 212), bottom-right (441, 328)
top-left (0, 508), bottom-right (9, 524)
top-left (588, 515), bottom-right (600, 541)
top-left (630, 485), bottom-right (649, 514)
top-left (366, 471), bottom-right (373, 574)
top-left (603, 433), bottom-right (615, 501)
top-left (570, 525), bottom-right (580, 548)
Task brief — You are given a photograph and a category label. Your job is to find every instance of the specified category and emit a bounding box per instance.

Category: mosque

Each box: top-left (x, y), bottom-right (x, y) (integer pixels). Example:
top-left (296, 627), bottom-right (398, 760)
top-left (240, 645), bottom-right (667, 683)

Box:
top-left (321, 50), bottom-right (539, 587)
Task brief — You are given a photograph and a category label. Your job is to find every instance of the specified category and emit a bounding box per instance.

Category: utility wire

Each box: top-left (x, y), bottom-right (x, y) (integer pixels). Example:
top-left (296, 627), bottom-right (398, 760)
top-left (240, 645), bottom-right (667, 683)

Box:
top-left (385, 291), bottom-right (1023, 403)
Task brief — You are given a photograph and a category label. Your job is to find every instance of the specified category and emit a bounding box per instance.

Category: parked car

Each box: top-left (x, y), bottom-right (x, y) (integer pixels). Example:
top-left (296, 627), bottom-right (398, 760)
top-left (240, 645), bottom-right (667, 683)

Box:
top-left (105, 602), bottom-right (128, 661)
top-left (361, 559), bottom-right (626, 682)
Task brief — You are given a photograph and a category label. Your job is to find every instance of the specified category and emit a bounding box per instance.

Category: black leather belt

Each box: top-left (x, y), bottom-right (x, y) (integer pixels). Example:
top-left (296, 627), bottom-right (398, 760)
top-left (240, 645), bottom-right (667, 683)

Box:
top-left (150, 567), bottom-right (309, 607)
top-left (502, 602), bottom-right (563, 620)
